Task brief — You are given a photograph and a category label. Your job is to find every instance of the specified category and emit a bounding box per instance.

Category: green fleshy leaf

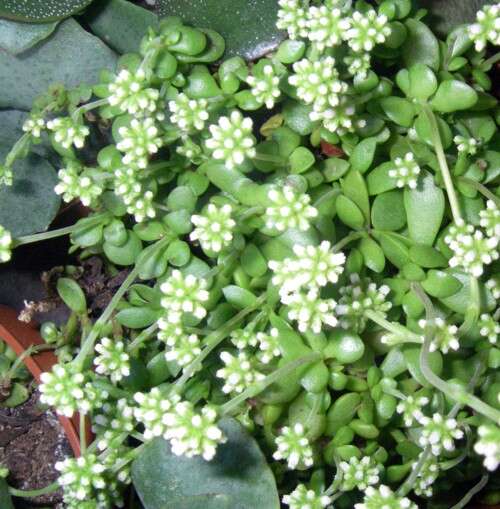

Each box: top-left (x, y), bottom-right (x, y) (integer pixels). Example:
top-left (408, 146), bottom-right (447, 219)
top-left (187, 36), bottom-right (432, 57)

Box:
top-left (0, 479), bottom-right (14, 509)
top-left (0, 18), bottom-right (117, 110)
top-left (404, 171), bottom-right (445, 246)
top-left (157, 0), bottom-right (284, 60)
top-left (402, 19), bottom-right (440, 72)
top-left (371, 190), bottom-right (406, 231)
top-left (132, 418), bottom-right (280, 509)
top-left (0, 0), bottom-right (94, 22)
top-left (430, 80), bottom-right (478, 113)
top-left (84, 0), bottom-right (158, 55)
top-left (0, 19), bottom-right (58, 54)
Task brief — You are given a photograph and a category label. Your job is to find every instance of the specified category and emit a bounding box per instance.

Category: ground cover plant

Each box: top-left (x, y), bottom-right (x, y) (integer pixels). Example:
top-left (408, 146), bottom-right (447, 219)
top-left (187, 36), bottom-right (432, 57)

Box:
top-left (0, 0), bottom-right (499, 507)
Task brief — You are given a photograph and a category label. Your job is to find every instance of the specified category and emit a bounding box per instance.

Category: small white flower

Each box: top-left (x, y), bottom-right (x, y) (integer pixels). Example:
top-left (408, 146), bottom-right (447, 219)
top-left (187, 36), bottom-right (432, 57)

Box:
top-left (54, 160), bottom-right (103, 207)
top-left (355, 484), bottom-right (417, 509)
top-left (419, 317), bottom-right (459, 354)
top-left (264, 185), bottom-right (318, 232)
top-left (46, 117), bottom-right (89, 149)
top-left (273, 423), bottom-right (314, 470)
top-left (94, 337), bottom-right (130, 383)
top-left (230, 327), bottom-right (259, 349)
top-left (168, 93), bottom-right (209, 133)
top-left (164, 333), bottom-right (201, 367)
top-left (474, 424), bottom-right (500, 471)
top-left (0, 225), bottom-right (12, 263)
top-left (306, 4), bottom-right (350, 51)
top-left (468, 3), bottom-right (500, 51)
top-left (282, 484), bottom-right (332, 509)
top-left (418, 413), bottom-right (464, 455)
top-left (344, 9), bottom-right (391, 53)
top-left (94, 398), bottom-right (135, 451)
top-left (256, 328), bottom-right (282, 364)
top-left (22, 113), bottom-right (45, 138)
top-left (413, 452), bottom-right (439, 498)
top-left (478, 312), bottom-right (499, 344)
top-left (479, 200), bottom-right (500, 239)
top-left (486, 277), bottom-right (500, 300)
top-left (454, 135), bottom-right (479, 155)
top-left (388, 153), bottom-right (421, 189)
top-left (160, 270), bottom-right (209, 322)
top-left (190, 203), bottom-right (236, 253)
top-left (216, 351), bottom-right (264, 394)
top-left (126, 189), bottom-right (156, 222)
top-left (205, 111), bottom-right (256, 169)
top-left (276, 0), bottom-right (309, 40)
top-left (247, 62), bottom-right (281, 109)
top-left (339, 456), bottom-right (381, 491)
top-left (396, 395), bottom-right (429, 427)
top-left (344, 51), bottom-right (371, 78)
top-left (158, 319), bottom-right (186, 346)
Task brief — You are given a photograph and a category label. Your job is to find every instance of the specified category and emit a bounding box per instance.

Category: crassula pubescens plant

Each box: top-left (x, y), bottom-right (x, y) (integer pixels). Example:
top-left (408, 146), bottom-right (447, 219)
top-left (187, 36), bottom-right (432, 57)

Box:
top-left (1, 1), bottom-right (500, 508)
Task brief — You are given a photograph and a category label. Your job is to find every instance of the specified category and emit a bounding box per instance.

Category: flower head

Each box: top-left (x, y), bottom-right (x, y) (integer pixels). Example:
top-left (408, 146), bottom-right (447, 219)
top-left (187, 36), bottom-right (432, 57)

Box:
top-left (282, 289), bottom-right (337, 333)
top-left (337, 274), bottom-right (391, 332)
top-left (160, 270), bottom-right (209, 322)
top-left (108, 68), bottom-right (159, 115)
top-left (344, 51), bottom-right (371, 78)
top-left (158, 319), bottom-right (186, 346)
top-left (0, 226), bottom-right (12, 263)
top-left (413, 452), bottom-right (439, 498)
top-left (190, 204), bottom-right (236, 253)
top-left (454, 135), bottom-right (479, 155)
top-left (164, 402), bottom-right (226, 461)
top-left (264, 185), bottom-right (318, 232)
top-left (339, 456), bottom-right (381, 491)
top-left (418, 413), bottom-right (464, 455)
top-left (355, 485), bottom-right (417, 509)
top-left (39, 363), bottom-right (103, 416)
top-left (474, 424), bottom-right (500, 471)
top-left (478, 313), bottom-right (499, 344)
top-left (306, 4), bottom-right (350, 51)
top-left (22, 113), bottom-right (45, 138)
top-left (396, 394), bottom-right (429, 427)
top-left (94, 337), bottom-right (130, 383)
top-left (94, 398), bottom-right (135, 451)
top-left (164, 333), bottom-right (202, 367)
top-left (479, 200), bottom-right (500, 239)
top-left (205, 111), bottom-right (256, 169)
top-left (47, 117), bottom-right (89, 149)
top-left (230, 327), bottom-right (259, 349)
top-left (256, 328), bottom-right (282, 364)
top-left (419, 317), bottom-right (459, 354)
top-left (469, 3), bottom-right (500, 51)
top-left (168, 93), bottom-right (209, 133)
top-left (344, 10), bottom-right (391, 53)
top-left (389, 153), bottom-right (421, 189)
top-left (54, 160), bottom-right (103, 207)
top-left (126, 189), bottom-right (156, 222)
top-left (273, 423), bottom-right (314, 469)
top-left (216, 351), bottom-right (264, 394)
top-left (486, 276), bottom-right (500, 300)
top-left (283, 484), bottom-right (332, 509)
top-left (276, 0), bottom-right (309, 40)
top-left (247, 62), bottom-right (281, 109)
top-left (116, 117), bottom-right (162, 169)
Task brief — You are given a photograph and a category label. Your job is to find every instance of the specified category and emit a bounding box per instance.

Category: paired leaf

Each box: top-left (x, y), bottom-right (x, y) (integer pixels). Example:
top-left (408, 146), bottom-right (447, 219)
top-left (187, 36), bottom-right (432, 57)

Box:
top-left (157, 0), bottom-right (284, 60)
top-left (132, 418), bottom-right (280, 509)
top-left (84, 0), bottom-right (158, 55)
top-left (0, 18), bottom-right (117, 110)
top-left (0, 0), bottom-right (94, 22)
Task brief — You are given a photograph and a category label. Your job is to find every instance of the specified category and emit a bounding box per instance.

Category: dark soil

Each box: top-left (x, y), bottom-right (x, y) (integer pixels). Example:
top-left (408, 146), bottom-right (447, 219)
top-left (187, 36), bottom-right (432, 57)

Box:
top-left (0, 390), bottom-right (72, 508)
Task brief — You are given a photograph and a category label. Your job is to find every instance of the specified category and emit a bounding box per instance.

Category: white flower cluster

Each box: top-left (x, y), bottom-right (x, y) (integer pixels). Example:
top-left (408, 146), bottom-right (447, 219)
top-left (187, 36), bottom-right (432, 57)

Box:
top-left (39, 363), bottom-right (104, 417)
top-left (468, 3), bottom-right (500, 51)
top-left (339, 456), bottom-right (381, 491)
top-left (396, 394), bottom-right (429, 427)
top-left (116, 117), bottom-right (163, 169)
top-left (413, 452), bottom-right (439, 498)
top-left (94, 337), bottom-right (130, 383)
top-left (22, 113), bottom-right (46, 138)
top-left (419, 317), bottom-right (459, 354)
top-left (273, 423), bottom-right (314, 469)
top-left (230, 326), bottom-right (259, 349)
top-left (160, 269), bottom-right (209, 324)
top-left (389, 153), bottom-right (421, 189)
top-left (337, 274), bottom-right (392, 332)
top-left (344, 10), bottom-right (391, 53)
top-left (56, 453), bottom-right (106, 506)
top-left (190, 203), bottom-right (236, 253)
top-left (94, 398), bottom-right (135, 451)
top-left (216, 351), bottom-right (264, 395)
top-left (478, 313), bottom-right (499, 344)
top-left (454, 135), bottom-right (479, 155)
top-left (256, 329), bottom-right (282, 364)
top-left (474, 424), bottom-right (500, 471)
top-left (444, 220), bottom-right (498, 277)
top-left (269, 241), bottom-right (345, 296)
top-left (276, 0), bottom-right (309, 40)
top-left (47, 117), bottom-right (89, 149)
top-left (283, 484), bottom-right (332, 509)
top-left (355, 485), bottom-right (417, 509)
top-left (113, 167), bottom-right (156, 222)
top-left (264, 185), bottom-right (318, 232)
top-left (344, 51), bottom-right (371, 78)
top-left (168, 93), bottom-right (209, 133)
top-left (247, 62), bottom-right (281, 109)
top-left (479, 200), bottom-right (500, 238)
top-left (108, 68), bottom-right (159, 115)
top-left (164, 332), bottom-right (202, 367)
top-left (0, 225), bottom-right (12, 263)
top-left (487, 277), bottom-right (500, 300)
top-left (418, 413), bottom-right (464, 455)
top-left (54, 160), bottom-right (103, 207)
top-left (306, 4), bottom-right (349, 51)
top-left (205, 111), bottom-right (256, 169)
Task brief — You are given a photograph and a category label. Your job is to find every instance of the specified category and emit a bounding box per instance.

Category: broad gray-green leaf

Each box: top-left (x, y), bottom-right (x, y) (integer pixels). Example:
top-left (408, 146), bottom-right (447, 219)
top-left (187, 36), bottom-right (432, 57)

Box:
top-left (0, 18), bottom-right (117, 110)
top-left (132, 418), bottom-right (280, 509)
top-left (402, 19), bottom-right (440, 71)
top-left (0, 110), bottom-right (60, 236)
top-left (0, 0), bottom-right (94, 22)
top-left (84, 0), bottom-right (158, 55)
top-left (420, 0), bottom-right (489, 36)
top-left (404, 172), bottom-right (444, 246)
top-left (0, 19), bottom-right (58, 54)
top-left (157, 0), bottom-right (284, 60)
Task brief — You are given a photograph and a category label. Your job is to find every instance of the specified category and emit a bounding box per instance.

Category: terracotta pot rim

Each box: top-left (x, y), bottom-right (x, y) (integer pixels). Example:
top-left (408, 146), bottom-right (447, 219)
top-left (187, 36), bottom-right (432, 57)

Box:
top-left (0, 304), bottom-right (90, 457)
